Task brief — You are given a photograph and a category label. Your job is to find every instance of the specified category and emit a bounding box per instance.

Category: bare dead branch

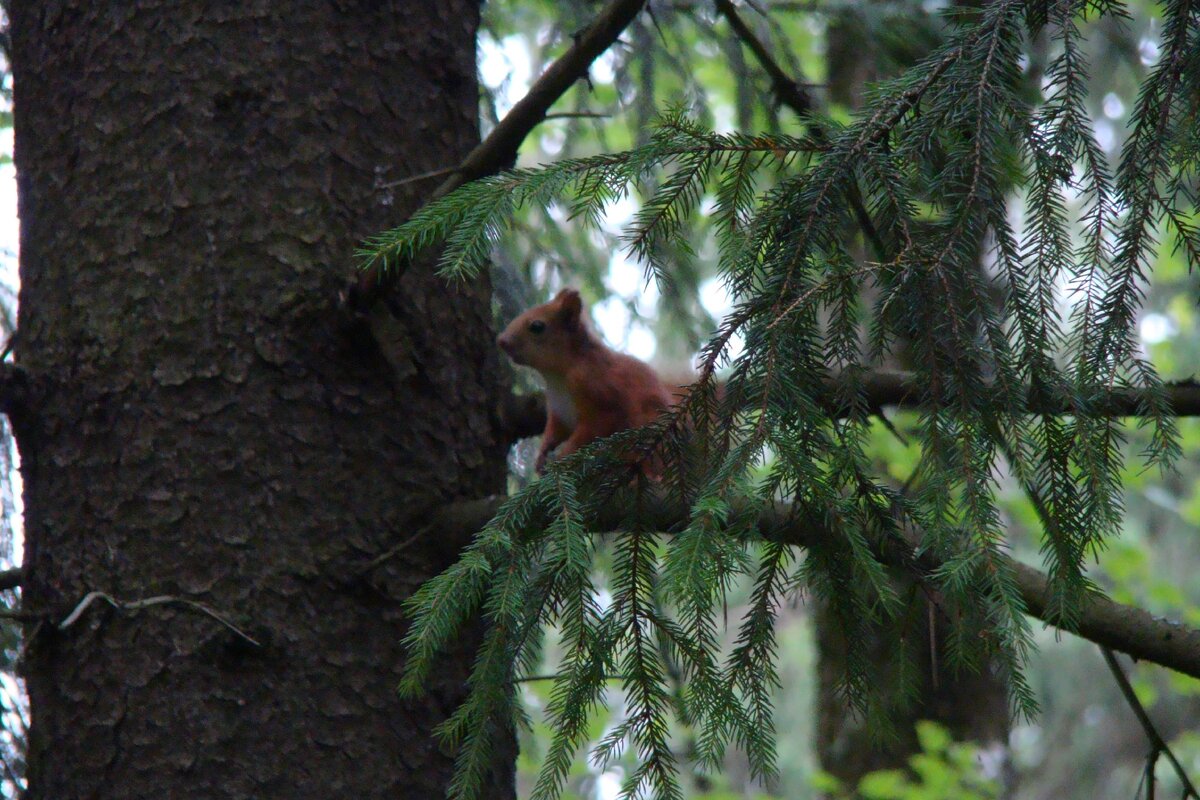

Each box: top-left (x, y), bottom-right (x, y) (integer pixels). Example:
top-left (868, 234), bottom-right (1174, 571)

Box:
top-left (1102, 647), bottom-right (1200, 799)
top-left (0, 568), bottom-right (22, 593)
top-left (543, 111), bottom-right (612, 120)
top-left (353, 0), bottom-right (649, 306)
top-left (715, 0), bottom-right (815, 116)
top-left (0, 364), bottom-right (33, 430)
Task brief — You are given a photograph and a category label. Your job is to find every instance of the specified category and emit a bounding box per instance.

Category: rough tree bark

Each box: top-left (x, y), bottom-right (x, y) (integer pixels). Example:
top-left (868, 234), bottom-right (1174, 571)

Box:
top-left (10, 3), bottom-right (514, 798)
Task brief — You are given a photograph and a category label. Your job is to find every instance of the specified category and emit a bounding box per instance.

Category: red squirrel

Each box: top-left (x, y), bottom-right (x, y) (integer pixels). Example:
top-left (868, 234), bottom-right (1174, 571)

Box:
top-left (497, 288), bottom-right (674, 473)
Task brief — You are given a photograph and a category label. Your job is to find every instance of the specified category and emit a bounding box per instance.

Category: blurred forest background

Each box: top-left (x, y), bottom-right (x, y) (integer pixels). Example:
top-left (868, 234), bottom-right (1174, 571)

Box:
top-left (0, 0), bottom-right (1195, 797)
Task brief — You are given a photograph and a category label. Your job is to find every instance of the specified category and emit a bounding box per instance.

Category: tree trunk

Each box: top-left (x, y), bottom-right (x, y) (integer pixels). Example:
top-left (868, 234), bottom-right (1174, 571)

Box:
top-left (9, 3), bottom-right (514, 798)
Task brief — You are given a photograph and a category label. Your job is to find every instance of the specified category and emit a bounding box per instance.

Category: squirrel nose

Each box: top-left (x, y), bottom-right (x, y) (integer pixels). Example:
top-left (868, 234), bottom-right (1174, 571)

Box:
top-left (496, 333), bottom-right (515, 355)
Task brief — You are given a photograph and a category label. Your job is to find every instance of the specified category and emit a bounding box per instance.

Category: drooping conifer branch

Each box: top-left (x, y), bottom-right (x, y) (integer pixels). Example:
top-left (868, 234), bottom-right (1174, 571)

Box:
top-left (433, 493), bottom-right (1200, 680)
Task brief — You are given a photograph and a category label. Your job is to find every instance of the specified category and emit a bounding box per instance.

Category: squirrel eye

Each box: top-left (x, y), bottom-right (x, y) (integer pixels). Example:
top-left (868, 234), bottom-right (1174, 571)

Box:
top-left (529, 320), bottom-right (547, 334)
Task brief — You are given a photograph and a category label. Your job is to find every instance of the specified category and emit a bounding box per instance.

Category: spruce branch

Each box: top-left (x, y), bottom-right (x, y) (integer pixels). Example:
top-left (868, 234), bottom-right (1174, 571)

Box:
top-left (432, 493), bottom-right (1200, 680)
top-left (498, 374), bottom-right (1200, 445)
top-left (364, 127), bottom-right (823, 282)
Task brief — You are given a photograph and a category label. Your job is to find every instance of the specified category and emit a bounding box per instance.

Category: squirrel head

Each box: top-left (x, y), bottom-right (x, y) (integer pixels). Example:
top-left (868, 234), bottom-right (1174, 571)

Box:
top-left (496, 288), bottom-right (591, 375)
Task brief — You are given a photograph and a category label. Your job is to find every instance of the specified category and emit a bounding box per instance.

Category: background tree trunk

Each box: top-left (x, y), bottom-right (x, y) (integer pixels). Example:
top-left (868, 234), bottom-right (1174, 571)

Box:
top-left (9, 3), bottom-right (514, 798)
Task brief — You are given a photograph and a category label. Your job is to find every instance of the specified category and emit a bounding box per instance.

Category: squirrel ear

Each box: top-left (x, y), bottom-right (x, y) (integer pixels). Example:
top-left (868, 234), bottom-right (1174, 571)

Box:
top-left (556, 288), bottom-right (582, 322)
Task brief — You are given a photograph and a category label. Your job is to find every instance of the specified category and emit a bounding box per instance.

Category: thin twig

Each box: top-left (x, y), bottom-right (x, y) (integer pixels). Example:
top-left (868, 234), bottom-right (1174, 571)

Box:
top-left (927, 601), bottom-right (939, 690)
top-left (873, 408), bottom-right (909, 446)
top-left (543, 111), bottom-right (612, 120)
top-left (360, 525), bottom-right (432, 573)
top-left (59, 591), bottom-right (263, 649)
top-left (380, 166), bottom-right (457, 189)
top-left (513, 672), bottom-right (625, 683)
top-left (437, 0), bottom-right (645, 189)
top-left (1146, 747), bottom-right (1159, 800)
top-left (1101, 647), bottom-right (1200, 799)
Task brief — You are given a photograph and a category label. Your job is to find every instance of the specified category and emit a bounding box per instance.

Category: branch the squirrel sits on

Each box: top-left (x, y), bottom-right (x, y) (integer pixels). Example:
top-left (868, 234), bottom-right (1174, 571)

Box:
top-left (496, 288), bottom-right (674, 474)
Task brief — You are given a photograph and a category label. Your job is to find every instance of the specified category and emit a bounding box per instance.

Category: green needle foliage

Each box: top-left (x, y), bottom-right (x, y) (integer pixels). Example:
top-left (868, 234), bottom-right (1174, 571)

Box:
top-left (365, 0), bottom-right (1200, 796)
